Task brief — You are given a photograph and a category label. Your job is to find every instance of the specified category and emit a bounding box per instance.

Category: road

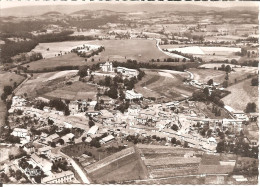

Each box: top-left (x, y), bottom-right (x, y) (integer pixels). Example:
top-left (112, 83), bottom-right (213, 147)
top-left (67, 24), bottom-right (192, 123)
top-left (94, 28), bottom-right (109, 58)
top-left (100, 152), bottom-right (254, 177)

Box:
top-left (155, 39), bottom-right (189, 60)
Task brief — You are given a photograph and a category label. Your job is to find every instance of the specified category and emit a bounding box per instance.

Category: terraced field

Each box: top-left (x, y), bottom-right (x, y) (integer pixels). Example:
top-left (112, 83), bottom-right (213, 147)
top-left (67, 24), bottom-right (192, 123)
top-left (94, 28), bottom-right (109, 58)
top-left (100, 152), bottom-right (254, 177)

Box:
top-left (135, 70), bottom-right (195, 101)
top-left (137, 144), bottom-right (203, 179)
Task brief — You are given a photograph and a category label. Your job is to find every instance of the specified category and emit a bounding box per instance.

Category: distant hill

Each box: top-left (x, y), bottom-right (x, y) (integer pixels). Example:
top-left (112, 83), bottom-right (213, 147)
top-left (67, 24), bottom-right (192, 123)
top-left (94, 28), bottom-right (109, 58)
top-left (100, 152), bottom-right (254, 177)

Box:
top-left (42, 11), bottom-right (62, 16)
top-left (0, 3), bottom-right (258, 17)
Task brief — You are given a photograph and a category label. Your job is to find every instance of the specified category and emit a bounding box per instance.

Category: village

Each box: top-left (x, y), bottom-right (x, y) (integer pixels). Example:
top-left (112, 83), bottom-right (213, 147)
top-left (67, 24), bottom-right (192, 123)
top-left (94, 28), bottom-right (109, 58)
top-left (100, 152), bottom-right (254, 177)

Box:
top-left (0, 1), bottom-right (259, 185)
top-left (0, 59), bottom-right (258, 184)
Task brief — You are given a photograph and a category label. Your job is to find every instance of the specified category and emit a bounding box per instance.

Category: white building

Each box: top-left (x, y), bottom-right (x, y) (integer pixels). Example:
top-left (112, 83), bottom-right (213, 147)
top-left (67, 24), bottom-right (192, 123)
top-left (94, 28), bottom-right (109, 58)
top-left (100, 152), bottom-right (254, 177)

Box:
top-left (42, 170), bottom-right (75, 184)
top-left (117, 67), bottom-right (138, 77)
top-left (100, 135), bottom-right (115, 144)
top-left (125, 90), bottom-right (143, 100)
top-left (100, 62), bottom-right (114, 72)
top-left (11, 128), bottom-right (28, 138)
top-left (87, 125), bottom-right (99, 135)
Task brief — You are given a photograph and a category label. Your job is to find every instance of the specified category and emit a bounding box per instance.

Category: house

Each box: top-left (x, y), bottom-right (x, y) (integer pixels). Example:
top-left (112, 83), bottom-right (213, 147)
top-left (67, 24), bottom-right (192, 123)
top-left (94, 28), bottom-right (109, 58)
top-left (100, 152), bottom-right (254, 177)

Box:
top-left (48, 152), bottom-right (63, 162)
top-left (43, 106), bottom-right (51, 112)
top-left (100, 135), bottom-right (115, 144)
top-left (31, 153), bottom-right (52, 173)
top-left (232, 111), bottom-right (249, 121)
top-left (61, 133), bottom-right (75, 143)
top-left (11, 128), bottom-right (28, 138)
top-left (87, 125), bottom-right (99, 136)
top-left (45, 133), bottom-right (60, 144)
top-left (125, 90), bottom-right (143, 100)
top-left (23, 143), bottom-right (35, 154)
top-left (86, 110), bottom-right (100, 117)
top-left (69, 101), bottom-right (78, 115)
top-left (100, 61), bottom-right (114, 72)
top-left (38, 146), bottom-right (52, 156)
top-left (42, 170), bottom-right (75, 184)
top-left (116, 67), bottom-right (138, 77)
top-left (64, 122), bottom-right (73, 129)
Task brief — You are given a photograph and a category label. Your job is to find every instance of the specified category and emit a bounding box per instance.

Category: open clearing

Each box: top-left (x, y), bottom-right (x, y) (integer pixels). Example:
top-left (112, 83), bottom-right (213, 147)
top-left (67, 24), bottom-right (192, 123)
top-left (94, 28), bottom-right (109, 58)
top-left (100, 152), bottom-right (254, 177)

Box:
top-left (16, 71), bottom-right (96, 101)
top-left (135, 69), bottom-right (195, 101)
top-left (222, 78), bottom-right (258, 112)
top-left (23, 53), bottom-right (92, 71)
top-left (43, 81), bottom-right (97, 101)
top-left (0, 71), bottom-right (25, 127)
top-left (189, 67), bottom-right (257, 85)
top-left (31, 41), bottom-right (99, 59)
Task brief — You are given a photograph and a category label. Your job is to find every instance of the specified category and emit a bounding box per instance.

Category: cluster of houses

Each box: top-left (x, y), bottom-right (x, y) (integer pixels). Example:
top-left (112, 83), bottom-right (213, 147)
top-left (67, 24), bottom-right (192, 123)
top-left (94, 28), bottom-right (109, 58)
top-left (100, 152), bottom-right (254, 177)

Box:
top-left (99, 61), bottom-right (139, 78)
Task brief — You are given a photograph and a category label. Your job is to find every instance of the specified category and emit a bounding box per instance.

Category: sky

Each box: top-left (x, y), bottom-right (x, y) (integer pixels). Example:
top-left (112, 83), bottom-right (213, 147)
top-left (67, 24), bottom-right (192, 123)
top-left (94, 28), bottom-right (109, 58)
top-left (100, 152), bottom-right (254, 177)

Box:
top-left (1, 0), bottom-right (259, 9)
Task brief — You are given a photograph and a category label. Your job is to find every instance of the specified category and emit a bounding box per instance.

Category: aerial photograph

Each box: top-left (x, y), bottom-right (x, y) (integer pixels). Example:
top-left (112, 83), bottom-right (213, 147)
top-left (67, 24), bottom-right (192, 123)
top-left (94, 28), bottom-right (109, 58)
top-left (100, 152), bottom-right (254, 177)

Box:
top-left (0, 0), bottom-right (259, 185)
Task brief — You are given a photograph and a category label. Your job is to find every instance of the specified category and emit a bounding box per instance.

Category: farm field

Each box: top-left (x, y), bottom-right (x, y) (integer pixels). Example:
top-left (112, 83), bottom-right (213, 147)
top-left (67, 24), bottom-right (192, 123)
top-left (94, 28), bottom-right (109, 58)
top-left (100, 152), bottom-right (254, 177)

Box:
top-left (161, 45), bottom-right (241, 61)
top-left (31, 41), bottom-right (99, 59)
top-left (0, 71), bottom-right (25, 127)
top-left (222, 78), bottom-right (258, 112)
top-left (189, 66), bottom-right (257, 85)
top-left (189, 68), bottom-right (226, 84)
top-left (23, 53), bottom-right (90, 71)
top-left (15, 71), bottom-right (81, 99)
top-left (82, 39), bottom-right (170, 62)
top-left (135, 69), bottom-right (195, 101)
top-left (87, 147), bottom-right (148, 183)
top-left (137, 144), bottom-right (203, 179)
top-left (43, 81), bottom-right (97, 101)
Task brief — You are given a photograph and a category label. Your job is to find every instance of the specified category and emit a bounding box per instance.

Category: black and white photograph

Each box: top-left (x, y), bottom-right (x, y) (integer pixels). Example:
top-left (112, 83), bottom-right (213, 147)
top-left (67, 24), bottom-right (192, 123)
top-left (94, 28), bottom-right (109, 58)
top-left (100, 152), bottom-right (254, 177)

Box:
top-left (0, 0), bottom-right (259, 185)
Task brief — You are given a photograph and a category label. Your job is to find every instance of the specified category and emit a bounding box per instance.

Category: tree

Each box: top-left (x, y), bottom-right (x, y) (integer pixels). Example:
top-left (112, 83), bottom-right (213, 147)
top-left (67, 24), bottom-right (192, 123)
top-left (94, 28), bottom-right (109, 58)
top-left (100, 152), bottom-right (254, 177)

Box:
top-left (3, 86), bottom-right (13, 95)
top-left (106, 87), bottom-right (118, 99)
top-left (82, 137), bottom-right (86, 142)
top-left (207, 79), bottom-right (213, 85)
top-left (245, 102), bottom-right (257, 113)
top-left (225, 72), bottom-right (229, 80)
top-left (64, 106), bottom-right (70, 116)
top-left (203, 87), bottom-right (210, 97)
top-left (225, 65), bottom-right (232, 73)
top-left (15, 170), bottom-right (23, 180)
top-left (171, 124), bottom-right (179, 131)
top-left (176, 140), bottom-right (181, 145)
top-left (207, 129), bottom-right (212, 137)
top-left (89, 120), bottom-right (95, 128)
top-left (251, 77), bottom-right (259, 86)
top-left (223, 80), bottom-right (228, 88)
top-left (171, 137), bottom-right (176, 144)
top-left (184, 141), bottom-right (189, 148)
top-left (50, 142), bottom-right (56, 148)
top-left (216, 141), bottom-right (225, 153)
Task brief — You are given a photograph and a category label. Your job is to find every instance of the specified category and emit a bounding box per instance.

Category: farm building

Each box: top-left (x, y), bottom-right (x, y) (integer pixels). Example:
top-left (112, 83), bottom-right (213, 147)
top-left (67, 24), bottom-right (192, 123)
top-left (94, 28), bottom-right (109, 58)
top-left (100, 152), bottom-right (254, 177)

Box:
top-left (11, 128), bottom-right (28, 138)
top-left (61, 133), bottom-right (75, 143)
top-left (100, 135), bottom-right (115, 144)
top-left (125, 90), bottom-right (143, 100)
top-left (87, 125), bottom-right (99, 135)
top-left (116, 67), bottom-right (139, 77)
top-left (31, 153), bottom-right (52, 173)
top-left (42, 170), bottom-right (75, 184)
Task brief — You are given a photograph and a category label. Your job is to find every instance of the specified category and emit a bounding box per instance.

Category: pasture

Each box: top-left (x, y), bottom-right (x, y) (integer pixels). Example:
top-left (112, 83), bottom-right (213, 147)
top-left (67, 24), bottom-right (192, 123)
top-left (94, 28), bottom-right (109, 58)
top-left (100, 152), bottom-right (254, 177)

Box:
top-left (15, 71), bottom-right (92, 101)
top-left (23, 53), bottom-right (91, 71)
top-left (135, 69), bottom-right (194, 101)
top-left (222, 78), bottom-right (258, 112)
top-left (31, 41), bottom-right (97, 59)
top-left (43, 81), bottom-right (97, 101)
top-left (0, 71), bottom-right (25, 127)
top-left (31, 39), bottom-right (170, 63)
top-left (189, 66), bottom-right (257, 85)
